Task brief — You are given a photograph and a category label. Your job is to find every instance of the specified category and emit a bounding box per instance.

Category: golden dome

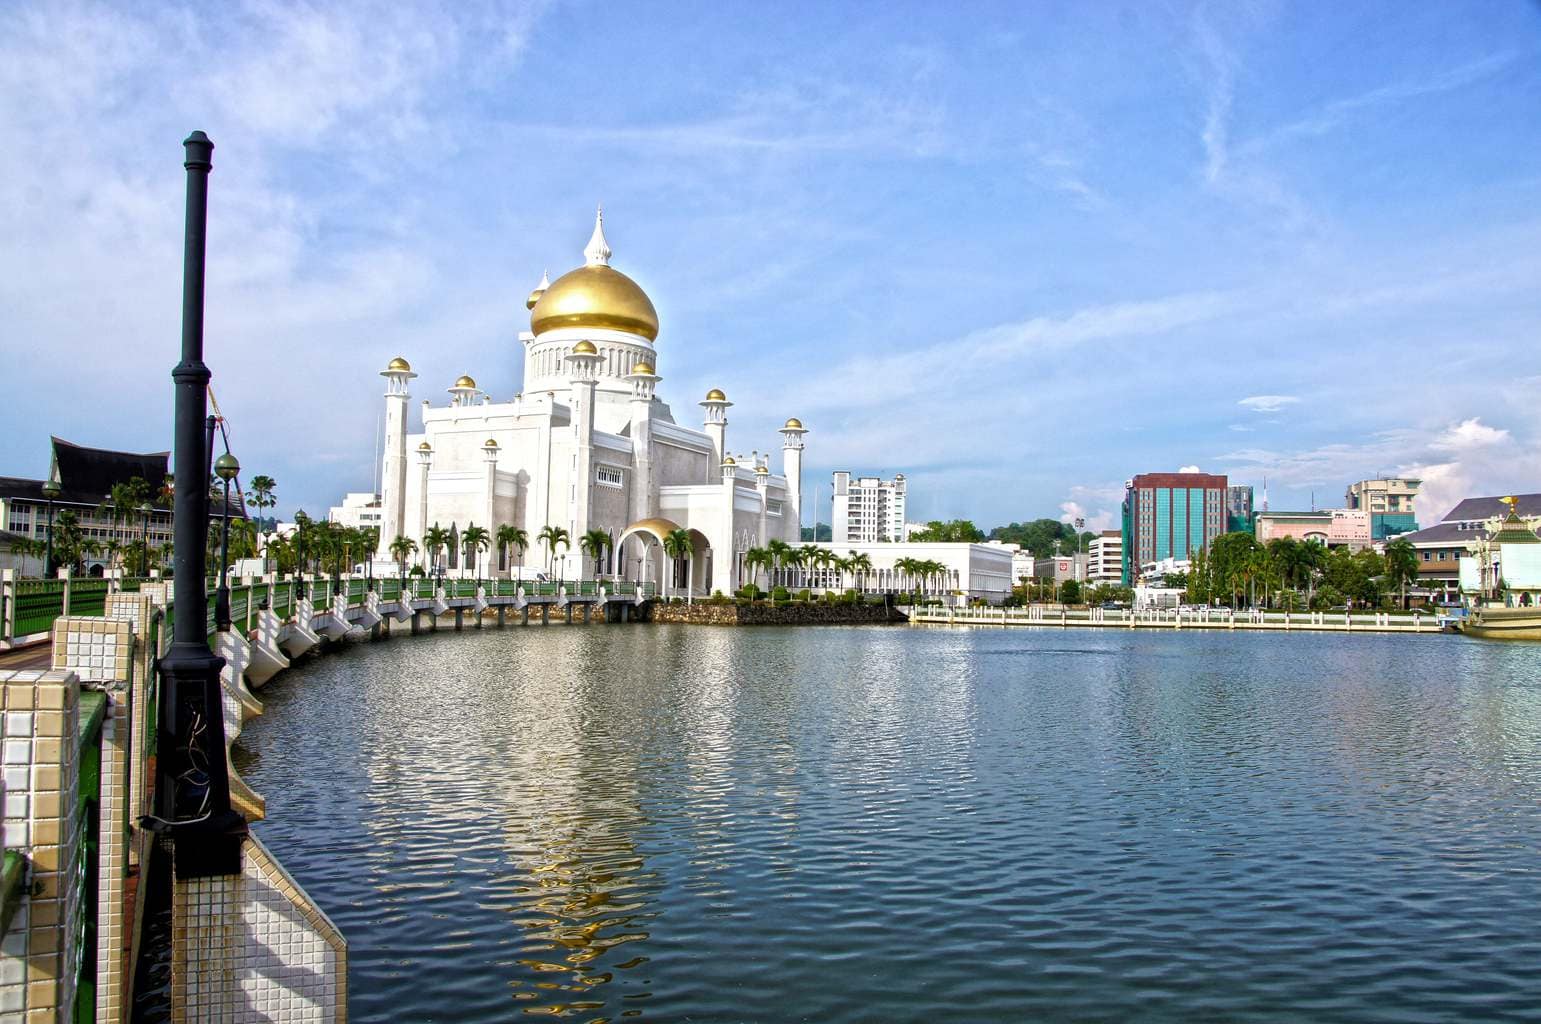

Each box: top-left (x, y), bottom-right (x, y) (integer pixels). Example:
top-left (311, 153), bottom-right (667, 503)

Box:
top-left (386, 356), bottom-right (411, 372)
top-left (705, 388), bottom-right (726, 402)
top-left (454, 375), bottom-right (477, 390)
top-left (571, 340), bottom-right (598, 355)
top-left (722, 456), bottom-right (736, 466)
top-left (631, 361), bottom-right (655, 376)
top-left (755, 464), bottom-right (769, 475)
top-left (783, 417), bottom-right (803, 430)
top-left (483, 438), bottom-right (498, 448)
top-left (418, 442), bottom-right (432, 451)
top-left (530, 264), bottom-right (659, 341)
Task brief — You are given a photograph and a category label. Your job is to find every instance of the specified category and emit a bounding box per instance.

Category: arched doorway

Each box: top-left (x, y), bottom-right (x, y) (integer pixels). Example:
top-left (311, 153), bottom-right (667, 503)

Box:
top-left (616, 518), bottom-right (713, 598)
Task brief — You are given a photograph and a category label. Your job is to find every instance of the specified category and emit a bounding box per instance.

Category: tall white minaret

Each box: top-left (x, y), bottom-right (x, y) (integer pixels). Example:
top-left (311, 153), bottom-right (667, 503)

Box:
top-left (780, 417), bottom-right (807, 537)
top-left (377, 357), bottom-right (416, 558)
top-left (701, 389), bottom-right (731, 473)
top-left (481, 439), bottom-right (500, 576)
top-left (626, 360), bottom-right (660, 525)
top-left (415, 441), bottom-right (433, 569)
top-left (568, 341), bottom-right (603, 557)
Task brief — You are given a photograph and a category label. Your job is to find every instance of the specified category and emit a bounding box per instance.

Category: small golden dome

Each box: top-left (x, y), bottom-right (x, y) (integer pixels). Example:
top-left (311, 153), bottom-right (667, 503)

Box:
top-left (454, 375), bottom-right (477, 390)
top-left (387, 356), bottom-right (411, 372)
top-left (755, 464), bottom-right (769, 475)
top-left (571, 340), bottom-right (598, 355)
top-left (722, 456), bottom-right (736, 466)
top-left (705, 388), bottom-right (726, 402)
top-left (530, 265), bottom-right (659, 341)
top-left (525, 270), bottom-right (550, 311)
top-left (418, 442), bottom-right (432, 451)
top-left (631, 361), bottom-right (655, 376)
top-left (783, 417), bottom-right (803, 430)
top-left (483, 438), bottom-right (498, 448)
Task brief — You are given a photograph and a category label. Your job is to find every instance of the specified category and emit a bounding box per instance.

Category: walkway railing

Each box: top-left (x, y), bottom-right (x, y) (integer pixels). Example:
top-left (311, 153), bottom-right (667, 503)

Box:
top-left (1, 569), bottom-right (652, 650)
top-left (910, 605), bottom-right (1439, 633)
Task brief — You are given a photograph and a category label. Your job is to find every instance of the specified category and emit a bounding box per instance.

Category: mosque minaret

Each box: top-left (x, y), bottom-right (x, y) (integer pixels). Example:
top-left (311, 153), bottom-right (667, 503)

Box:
top-left (374, 208), bottom-right (806, 595)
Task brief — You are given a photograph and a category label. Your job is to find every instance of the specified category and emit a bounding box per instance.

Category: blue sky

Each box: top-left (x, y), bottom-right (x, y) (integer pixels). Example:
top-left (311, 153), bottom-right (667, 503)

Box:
top-left (2, 1), bottom-right (1539, 531)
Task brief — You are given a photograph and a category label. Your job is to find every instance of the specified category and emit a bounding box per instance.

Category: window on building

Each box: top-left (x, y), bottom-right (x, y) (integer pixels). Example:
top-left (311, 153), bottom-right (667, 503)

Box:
top-left (596, 465), bottom-right (624, 488)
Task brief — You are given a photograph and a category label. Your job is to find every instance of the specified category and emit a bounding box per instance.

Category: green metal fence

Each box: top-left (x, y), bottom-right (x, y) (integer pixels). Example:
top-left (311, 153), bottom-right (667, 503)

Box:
top-left (12, 581), bottom-right (66, 637)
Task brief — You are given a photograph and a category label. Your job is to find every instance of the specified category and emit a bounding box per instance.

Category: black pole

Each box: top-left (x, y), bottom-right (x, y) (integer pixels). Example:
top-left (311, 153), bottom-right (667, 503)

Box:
top-left (151, 130), bottom-right (245, 876)
top-left (43, 499), bottom-right (55, 577)
top-left (140, 512), bottom-right (148, 576)
top-left (215, 476), bottom-right (231, 630)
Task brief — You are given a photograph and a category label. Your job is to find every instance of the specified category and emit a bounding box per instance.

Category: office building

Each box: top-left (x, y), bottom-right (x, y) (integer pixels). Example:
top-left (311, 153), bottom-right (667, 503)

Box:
top-left (1121, 471), bottom-right (1228, 584)
top-left (1345, 477), bottom-right (1420, 539)
top-left (1087, 531), bottom-right (1123, 581)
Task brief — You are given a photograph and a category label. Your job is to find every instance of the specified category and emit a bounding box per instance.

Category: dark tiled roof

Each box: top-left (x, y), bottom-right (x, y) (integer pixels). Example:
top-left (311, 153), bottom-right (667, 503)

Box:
top-left (1399, 521), bottom-right (1475, 545)
top-left (1441, 493), bottom-right (1541, 523)
top-left (50, 436), bottom-right (168, 504)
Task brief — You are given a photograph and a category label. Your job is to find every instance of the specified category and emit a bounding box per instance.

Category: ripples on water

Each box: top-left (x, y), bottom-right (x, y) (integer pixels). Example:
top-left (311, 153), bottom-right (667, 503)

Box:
top-left (231, 626), bottom-right (1541, 1022)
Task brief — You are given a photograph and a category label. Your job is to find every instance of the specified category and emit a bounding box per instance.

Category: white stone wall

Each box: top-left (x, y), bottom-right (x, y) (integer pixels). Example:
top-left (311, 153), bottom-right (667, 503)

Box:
top-left (173, 835), bottom-right (346, 1023)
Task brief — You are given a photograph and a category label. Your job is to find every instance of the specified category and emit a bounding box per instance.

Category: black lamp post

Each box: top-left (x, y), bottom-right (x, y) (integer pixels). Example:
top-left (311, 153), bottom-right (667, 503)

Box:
top-left (139, 503), bottom-right (152, 576)
top-left (151, 130), bottom-right (245, 876)
top-left (40, 480), bottom-right (59, 578)
top-left (214, 451), bottom-right (238, 631)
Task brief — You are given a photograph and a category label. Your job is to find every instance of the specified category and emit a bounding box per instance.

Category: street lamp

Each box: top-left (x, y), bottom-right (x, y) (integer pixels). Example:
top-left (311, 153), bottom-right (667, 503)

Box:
top-left (139, 503), bottom-right (152, 576)
top-left (213, 451), bottom-right (239, 631)
top-left (40, 480), bottom-right (60, 578)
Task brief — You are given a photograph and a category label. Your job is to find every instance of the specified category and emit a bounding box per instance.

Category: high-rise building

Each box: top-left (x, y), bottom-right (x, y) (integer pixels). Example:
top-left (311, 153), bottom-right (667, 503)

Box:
top-left (1087, 530), bottom-right (1123, 581)
top-left (1121, 471), bottom-right (1228, 584)
top-left (832, 472), bottom-right (907, 543)
top-left (1345, 478), bottom-right (1420, 538)
top-left (1226, 485), bottom-right (1255, 533)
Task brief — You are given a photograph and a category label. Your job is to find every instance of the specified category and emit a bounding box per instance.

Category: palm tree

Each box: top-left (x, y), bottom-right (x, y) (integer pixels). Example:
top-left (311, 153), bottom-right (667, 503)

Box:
top-left (423, 523), bottom-right (450, 578)
top-left (580, 528), bottom-right (613, 580)
top-left (388, 535), bottom-right (417, 576)
top-left (798, 544), bottom-right (821, 587)
top-left (766, 539), bottom-right (792, 588)
top-left (663, 528), bottom-right (693, 601)
top-left (1384, 537), bottom-right (1419, 610)
top-left (497, 525), bottom-right (528, 580)
top-left (461, 523), bottom-right (491, 578)
top-left (245, 475), bottom-right (278, 568)
top-left (742, 547), bottom-right (771, 594)
top-left (538, 525), bottom-right (570, 582)
top-left (848, 551), bottom-right (873, 592)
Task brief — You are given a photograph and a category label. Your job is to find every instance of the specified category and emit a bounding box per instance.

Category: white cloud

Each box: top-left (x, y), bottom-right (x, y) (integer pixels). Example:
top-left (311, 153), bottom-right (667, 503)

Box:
top-left (1430, 417), bottom-right (1509, 452)
top-left (1238, 395), bottom-right (1300, 413)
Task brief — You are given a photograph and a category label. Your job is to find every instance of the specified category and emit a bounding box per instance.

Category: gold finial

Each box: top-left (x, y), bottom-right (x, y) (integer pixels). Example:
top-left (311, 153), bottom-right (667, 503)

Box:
top-left (1501, 495), bottom-right (1518, 509)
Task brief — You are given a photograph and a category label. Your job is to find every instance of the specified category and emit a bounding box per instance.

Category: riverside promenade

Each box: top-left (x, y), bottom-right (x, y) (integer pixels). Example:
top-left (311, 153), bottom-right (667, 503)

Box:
top-left (910, 604), bottom-right (1444, 634)
top-left (0, 568), bottom-right (655, 1024)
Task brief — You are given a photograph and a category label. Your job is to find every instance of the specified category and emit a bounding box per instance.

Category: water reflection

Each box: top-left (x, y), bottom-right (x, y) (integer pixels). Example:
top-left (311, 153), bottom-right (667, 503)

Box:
top-left (235, 625), bottom-right (1541, 1023)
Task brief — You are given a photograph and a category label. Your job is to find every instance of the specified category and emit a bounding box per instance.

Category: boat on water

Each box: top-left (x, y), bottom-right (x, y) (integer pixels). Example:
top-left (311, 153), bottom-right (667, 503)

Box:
top-left (1456, 497), bottom-right (1541, 641)
top-left (1459, 604), bottom-right (1541, 640)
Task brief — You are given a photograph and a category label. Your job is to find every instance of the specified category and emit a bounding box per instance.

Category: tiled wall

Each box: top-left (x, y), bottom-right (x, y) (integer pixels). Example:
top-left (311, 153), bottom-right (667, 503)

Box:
top-left (50, 617), bottom-right (136, 1024)
top-left (0, 669), bottom-right (82, 1024)
top-left (173, 835), bottom-right (347, 1023)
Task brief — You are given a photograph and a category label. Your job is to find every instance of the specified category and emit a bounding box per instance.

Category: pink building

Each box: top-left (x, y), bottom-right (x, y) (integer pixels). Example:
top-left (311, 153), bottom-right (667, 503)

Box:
top-left (1254, 509), bottom-right (1371, 550)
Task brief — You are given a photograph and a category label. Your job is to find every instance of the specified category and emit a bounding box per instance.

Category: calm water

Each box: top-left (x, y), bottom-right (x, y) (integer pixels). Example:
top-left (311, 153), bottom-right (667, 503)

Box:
top-left (233, 625), bottom-right (1541, 1023)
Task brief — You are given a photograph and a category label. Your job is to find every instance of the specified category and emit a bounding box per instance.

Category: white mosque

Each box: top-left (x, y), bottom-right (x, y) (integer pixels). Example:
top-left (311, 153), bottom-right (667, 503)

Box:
top-left (373, 209), bottom-right (807, 595)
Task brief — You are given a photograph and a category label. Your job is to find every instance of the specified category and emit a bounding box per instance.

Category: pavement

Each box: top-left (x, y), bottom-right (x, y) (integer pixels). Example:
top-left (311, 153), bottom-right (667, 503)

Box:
top-left (0, 643), bottom-right (52, 672)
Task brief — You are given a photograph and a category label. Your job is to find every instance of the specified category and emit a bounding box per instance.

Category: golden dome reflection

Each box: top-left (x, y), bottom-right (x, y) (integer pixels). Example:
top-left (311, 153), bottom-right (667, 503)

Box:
top-left (530, 265), bottom-right (659, 341)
